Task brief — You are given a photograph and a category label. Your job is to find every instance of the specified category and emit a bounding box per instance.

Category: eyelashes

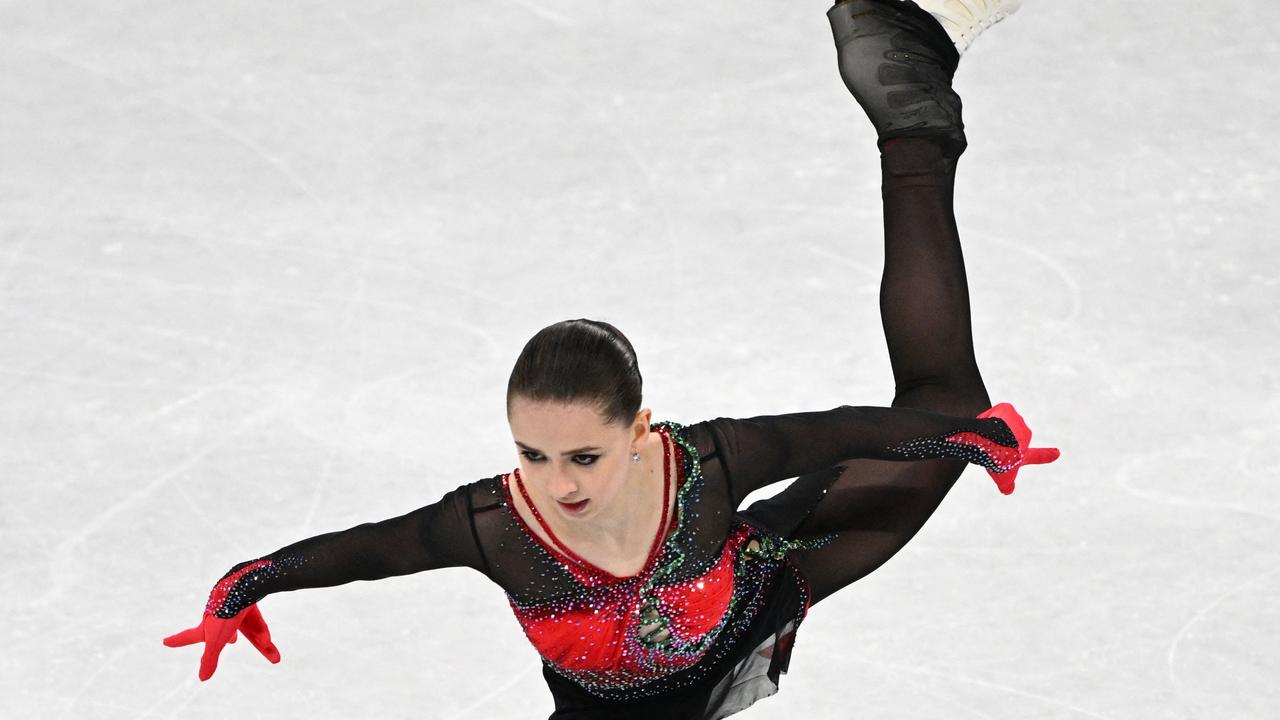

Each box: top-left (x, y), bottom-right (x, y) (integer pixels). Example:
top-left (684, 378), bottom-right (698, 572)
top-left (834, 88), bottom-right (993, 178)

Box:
top-left (521, 451), bottom-right (599, 466)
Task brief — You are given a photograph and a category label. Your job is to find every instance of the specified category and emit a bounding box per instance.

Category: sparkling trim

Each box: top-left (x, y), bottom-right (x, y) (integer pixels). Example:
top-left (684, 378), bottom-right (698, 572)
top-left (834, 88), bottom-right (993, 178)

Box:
top-left (503, 421), bottom-right (837, 701)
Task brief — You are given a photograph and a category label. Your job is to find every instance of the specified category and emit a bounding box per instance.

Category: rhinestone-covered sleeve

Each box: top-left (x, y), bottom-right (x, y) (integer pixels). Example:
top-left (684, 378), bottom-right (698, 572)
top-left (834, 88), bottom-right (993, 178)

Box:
top-left (204, 483), bottom-right (488, 618)
top-left (704, 405), bottom-right (1020, 507)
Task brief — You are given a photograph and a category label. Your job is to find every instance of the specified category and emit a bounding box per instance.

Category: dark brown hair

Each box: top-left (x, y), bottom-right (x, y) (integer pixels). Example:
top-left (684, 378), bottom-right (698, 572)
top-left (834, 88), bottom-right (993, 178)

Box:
top-left (506, 319), bottom-right (643, 427)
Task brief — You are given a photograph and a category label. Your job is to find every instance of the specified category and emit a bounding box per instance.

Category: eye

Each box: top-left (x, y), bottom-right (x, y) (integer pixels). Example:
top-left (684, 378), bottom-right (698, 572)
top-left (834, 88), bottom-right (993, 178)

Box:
top-left (520, 451), bottom-right (599, 466)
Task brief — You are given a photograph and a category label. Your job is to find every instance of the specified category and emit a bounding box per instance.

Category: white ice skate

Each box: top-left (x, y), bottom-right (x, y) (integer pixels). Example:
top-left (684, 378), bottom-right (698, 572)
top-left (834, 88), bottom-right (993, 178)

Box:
top-left (909, 0), bottom-right (1022, 55)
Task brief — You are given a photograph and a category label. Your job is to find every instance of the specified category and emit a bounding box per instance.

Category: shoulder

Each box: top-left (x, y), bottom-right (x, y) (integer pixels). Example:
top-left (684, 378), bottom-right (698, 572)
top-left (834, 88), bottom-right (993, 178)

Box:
top-left (439, 474), bottom-right (507, 516)
top-left (655, 419), bottom-right (734, 499)
top-left (413, 475), bottom-right (508, 531)
top-left (660, 418), bottom-right (723, 464)
top-left (415, 475), bottom-right (514, 579)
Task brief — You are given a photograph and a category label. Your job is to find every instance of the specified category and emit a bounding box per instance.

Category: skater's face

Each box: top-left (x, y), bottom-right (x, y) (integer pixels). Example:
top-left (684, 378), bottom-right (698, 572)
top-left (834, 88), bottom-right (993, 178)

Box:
top-left (508, 397), bottom-right (651, 522)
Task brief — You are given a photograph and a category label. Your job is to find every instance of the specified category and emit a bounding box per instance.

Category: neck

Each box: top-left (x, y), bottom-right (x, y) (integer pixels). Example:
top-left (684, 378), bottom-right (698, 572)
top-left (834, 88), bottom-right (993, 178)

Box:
top-left (559, 433), bottom-right (662, 550)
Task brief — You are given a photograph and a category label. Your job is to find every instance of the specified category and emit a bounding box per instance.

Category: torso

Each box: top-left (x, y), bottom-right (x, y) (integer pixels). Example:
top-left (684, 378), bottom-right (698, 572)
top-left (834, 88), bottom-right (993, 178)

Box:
top-left (493, 421), bottom-right (795, 698)
top-left (505, 428), bottom-right (677, 578)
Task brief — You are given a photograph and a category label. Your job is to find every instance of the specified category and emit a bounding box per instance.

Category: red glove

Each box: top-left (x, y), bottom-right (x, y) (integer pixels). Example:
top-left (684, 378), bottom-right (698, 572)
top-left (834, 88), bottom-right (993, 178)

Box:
top-left (163, 603), bottom-right (280, 681)
top-left (972, 402), bottom-right (1061, 494)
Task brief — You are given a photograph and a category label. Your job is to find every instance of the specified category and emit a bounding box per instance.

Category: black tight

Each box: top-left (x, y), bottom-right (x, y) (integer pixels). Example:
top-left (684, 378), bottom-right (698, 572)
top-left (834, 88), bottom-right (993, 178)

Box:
top-left (786, 137), bottom-right (992, 605)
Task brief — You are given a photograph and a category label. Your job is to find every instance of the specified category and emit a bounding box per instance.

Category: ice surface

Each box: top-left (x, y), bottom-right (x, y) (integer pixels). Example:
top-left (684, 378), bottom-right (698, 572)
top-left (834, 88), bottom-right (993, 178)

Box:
top-left (2, 1), bottom-right (1277, 718)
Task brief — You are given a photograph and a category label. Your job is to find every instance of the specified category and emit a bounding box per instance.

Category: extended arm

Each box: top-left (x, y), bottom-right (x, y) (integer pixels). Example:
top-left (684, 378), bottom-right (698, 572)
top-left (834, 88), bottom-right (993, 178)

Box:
top-left (205, 484), bottom-right (484, 617)
top-left (165, 483), bottom-right (487, 680)
top-left (701, 403), bottom-right (1055, 507)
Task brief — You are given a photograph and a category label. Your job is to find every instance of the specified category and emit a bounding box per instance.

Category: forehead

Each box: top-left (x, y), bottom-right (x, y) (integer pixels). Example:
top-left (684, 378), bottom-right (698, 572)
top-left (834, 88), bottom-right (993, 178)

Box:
top-left (509, 399), bottom-right (617, 443)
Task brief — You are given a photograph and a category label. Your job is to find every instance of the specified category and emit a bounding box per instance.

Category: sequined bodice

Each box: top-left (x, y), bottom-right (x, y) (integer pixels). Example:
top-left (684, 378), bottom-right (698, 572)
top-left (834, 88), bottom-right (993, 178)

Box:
top-left (498, 424), bottom-right (753, 692)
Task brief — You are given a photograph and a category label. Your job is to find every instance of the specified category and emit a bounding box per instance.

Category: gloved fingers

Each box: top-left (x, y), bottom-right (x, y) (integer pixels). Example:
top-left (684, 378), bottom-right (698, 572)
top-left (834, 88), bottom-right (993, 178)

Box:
top-left (238, 604), bottom-right (265, 638)
top-left (239, 605), bottom-right (281, 664)
top-left (1000, 403), bottom-right (1032, 447)
top-left (163, 625), bottom-right (203, 648)
top-left (198, 616), bottom-right (240, 682)
top-left (241, 630), bottom-right (281, 664)
top-left (983, 403), bottom-right (1058, 460)
top-left (1025, 447), bottom-right (1060, 465)
top-left (989, 466), bottom-right (1018, 495)
top-left (198, 640), bottom-right (226, 682)
top-left (988, 447), bottom-right (1058, 495)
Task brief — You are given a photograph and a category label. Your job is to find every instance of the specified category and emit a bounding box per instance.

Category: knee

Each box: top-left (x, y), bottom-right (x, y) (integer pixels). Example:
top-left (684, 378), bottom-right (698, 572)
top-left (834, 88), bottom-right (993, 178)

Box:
top-left (891, 376), bottom-right (990, 416)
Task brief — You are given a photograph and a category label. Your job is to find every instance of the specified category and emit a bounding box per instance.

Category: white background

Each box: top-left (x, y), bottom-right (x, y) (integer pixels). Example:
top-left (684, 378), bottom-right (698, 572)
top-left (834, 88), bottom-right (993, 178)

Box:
top-left (2, 1), bottom-right (1276, 718)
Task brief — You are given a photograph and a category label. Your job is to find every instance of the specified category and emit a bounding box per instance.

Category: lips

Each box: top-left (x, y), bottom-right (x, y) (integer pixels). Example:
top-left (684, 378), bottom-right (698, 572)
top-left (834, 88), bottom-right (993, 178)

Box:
top-left (557, 499), bottom-right (589, 513)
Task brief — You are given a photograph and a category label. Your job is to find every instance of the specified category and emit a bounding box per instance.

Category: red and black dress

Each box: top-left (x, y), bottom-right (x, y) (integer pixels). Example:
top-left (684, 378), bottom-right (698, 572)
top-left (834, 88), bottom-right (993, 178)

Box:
top-left (205, 407), bottom-right (1025, 719)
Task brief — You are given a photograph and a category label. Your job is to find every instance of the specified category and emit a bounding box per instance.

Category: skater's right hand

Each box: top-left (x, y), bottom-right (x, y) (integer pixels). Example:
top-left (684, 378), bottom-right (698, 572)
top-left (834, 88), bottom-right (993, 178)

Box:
top-left (163, 604), bottom-right (280, 681)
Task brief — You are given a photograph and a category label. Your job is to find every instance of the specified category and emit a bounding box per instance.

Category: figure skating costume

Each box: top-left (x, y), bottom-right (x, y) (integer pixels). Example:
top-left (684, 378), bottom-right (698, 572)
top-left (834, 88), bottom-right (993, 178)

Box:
top-left (200, 404), bottom-right (1052, 718)
top-left (170, 2), bottom-right (1059, 718)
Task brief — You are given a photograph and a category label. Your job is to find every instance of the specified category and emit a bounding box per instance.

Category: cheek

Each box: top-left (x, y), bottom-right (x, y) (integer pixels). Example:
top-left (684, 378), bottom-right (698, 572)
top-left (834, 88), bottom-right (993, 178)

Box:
top-left (517, 461), bottom-right (550, 490)
top-left (592, 461), bottom-right (627, 499)
top-left (609, 468), bottom-right (631, 497)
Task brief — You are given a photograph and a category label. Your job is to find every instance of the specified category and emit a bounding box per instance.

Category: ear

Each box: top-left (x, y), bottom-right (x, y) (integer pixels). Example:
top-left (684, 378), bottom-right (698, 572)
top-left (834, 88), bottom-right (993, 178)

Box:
top-left (631, 408), bottom-right (653, 448)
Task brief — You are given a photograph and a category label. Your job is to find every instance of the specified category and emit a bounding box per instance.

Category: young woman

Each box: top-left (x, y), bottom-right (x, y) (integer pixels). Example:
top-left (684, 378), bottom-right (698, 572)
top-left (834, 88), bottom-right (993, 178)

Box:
top-left (164, 1), bottom-right (1056, 717)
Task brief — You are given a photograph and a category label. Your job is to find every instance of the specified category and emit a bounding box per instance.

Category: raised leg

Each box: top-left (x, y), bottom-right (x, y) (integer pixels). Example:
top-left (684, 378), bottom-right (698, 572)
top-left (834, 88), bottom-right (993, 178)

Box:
top-left (786, 135), bottom-right (992, 606)
top-left (778, 0), bottom-right (996, 605)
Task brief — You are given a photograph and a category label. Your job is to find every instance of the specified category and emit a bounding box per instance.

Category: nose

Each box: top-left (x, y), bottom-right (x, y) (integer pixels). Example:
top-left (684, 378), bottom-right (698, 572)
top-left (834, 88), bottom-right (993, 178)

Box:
top-left (547, 473), bottom-right (580, 501)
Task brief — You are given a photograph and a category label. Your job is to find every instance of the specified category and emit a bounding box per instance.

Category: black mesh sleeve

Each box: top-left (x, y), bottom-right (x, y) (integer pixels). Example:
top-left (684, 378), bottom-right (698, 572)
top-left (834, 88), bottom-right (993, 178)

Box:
top-left (701, 405), bottom-right (1016, 508)
top-left (205, 483), bottom-right (487, 618)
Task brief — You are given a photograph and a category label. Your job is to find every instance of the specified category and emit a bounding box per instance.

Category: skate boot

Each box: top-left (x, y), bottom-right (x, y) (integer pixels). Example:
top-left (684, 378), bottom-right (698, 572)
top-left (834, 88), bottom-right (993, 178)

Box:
top-left (828, 0), bottom-right (967, 156)
top-left (911, 0), bottom-right (1022, 56)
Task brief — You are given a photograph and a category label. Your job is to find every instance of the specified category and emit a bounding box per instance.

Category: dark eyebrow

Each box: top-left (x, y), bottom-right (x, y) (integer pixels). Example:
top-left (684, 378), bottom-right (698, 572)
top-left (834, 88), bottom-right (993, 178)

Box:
top-left (514, 441), bottom-right (602, 456)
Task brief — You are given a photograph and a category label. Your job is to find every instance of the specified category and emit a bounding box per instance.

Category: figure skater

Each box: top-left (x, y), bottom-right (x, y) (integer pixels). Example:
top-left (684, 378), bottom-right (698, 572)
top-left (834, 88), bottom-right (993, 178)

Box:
top-left (164, 1), bottom-right (1057, 717)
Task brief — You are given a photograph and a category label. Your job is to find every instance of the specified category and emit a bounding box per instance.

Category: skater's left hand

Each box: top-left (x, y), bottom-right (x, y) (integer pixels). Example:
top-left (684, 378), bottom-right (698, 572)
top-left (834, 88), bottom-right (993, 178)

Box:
top-left (978, 403), bottom-right (1060, 495)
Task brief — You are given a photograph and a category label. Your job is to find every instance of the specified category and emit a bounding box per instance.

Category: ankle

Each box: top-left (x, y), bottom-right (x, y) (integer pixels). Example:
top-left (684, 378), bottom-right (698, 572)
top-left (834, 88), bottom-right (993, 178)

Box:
top-left (881, 137), bottom-right (961, 177)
